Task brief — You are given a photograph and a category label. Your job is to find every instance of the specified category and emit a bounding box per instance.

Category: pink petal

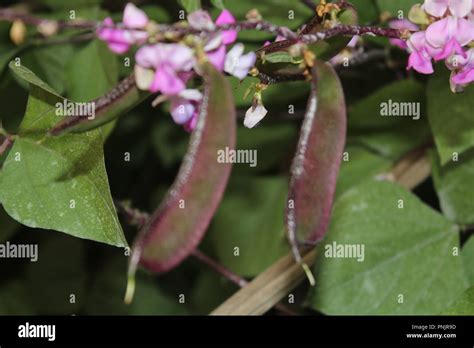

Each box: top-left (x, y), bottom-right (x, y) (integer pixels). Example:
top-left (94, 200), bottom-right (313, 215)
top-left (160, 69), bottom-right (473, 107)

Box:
top-left (135, 45), bottom-right (161, 68)
top-left (452, 67), bottom-right (474, 84)
top-left (167, 44), bottom-right (195, 71)
top-left (170, 97), bottom-right (195, 124)
top-left (424, 0), bottom-right (449, 17)
top-left (183, 113), bottom-right (198, 132)
top-left (448, 0), bottom-right (473, 17)
top-left (451, 17), bottom-right (474, 46)
top-left (389, 19), bottom-right (419, 32)
top-left (434, 37), bottom-right (467, 60)
top-left (154, 64), bottom-right (186, 95)
top-left (427, 17), bottom-right (474, 48)
top-left (188, 10), bottom-right (215, 30)
top-left (215, 9), bottom-right (237, 45)
top-left (426, 17), bottom-right (452, 48)
top-left (97, 18), bottom-right (114, 41)
top-left (232, 52), bottom-right (257, 80)
top-left (390, 38), bottom-right (408, 50)
top-left (207, 45), bottom-right (226, 71)
top-left (408, 31), bottom-right (428, 51)
top-left (97, 19), bottom-right (131, 54)
top-left (123, 3), bottom-right (149, 28)
top-left (108, 41), bottom-right (131, 54)
top-left (407, 51), bottom-right (434, 74)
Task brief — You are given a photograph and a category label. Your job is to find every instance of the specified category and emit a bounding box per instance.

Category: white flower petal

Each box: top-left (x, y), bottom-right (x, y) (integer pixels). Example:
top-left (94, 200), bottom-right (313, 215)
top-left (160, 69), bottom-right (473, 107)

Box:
top-left (179, 89), bottom-right (203, 101)
top-left (244, 104), bottom-right (267, 128)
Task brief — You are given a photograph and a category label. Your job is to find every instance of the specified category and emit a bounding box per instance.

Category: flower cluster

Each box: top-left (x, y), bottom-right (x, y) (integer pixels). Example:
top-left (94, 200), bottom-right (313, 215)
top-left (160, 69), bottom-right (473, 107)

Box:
top-left (97, 4), bottom-right (256, 130)
top-left (393, 0), bottom-right (474, 91)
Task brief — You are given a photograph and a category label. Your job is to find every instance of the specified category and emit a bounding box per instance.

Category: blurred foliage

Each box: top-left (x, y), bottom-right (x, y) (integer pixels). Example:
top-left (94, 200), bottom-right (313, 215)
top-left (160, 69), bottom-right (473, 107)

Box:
top-left (0, 0), bottom-right (472, 315)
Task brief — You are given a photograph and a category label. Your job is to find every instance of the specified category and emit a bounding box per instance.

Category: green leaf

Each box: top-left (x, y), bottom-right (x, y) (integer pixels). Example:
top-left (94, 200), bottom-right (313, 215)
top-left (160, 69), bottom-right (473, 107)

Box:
top-left (0, 47), bottom-right (21, 77)
top-left (350, 0), bottom-right (379, 24)
top-left (66, 40), bottom-right (118, 102)
top-left (287, 62), bottom-right (346, 259)
top-left (376, 0), bottom-right (419, 16)
top-left (462, 237), bottom-right (474, 286)
top-left (19, 44), bottom-right (75, 95)
top-left (348, 79), bottom-right (431, 160)
top-left (0, 63), bottom-right (127, 247)
top-left (336, 145), bottom-right (392, 197)
top-left (441, 287), bottom-right (474, 315)
top-left (179, 0), bottom-right (201, 13)
top-left (211, 0), bottom-right (226, 9)
top-left (66, 39), bottom-right (119, 137)
top-left (25, 234), bottom-right (85, 314)
top-left (427, 68), bottom-right (474, 165)
top-left (308, 181), bottom-right (468, 314)
top-left (207, 176), bottom-right (290, 277)
top-left (431, 150), bottom-right (474, 225)
top-left (129, 63), bottom-right (236, 276)
top-left (264, 52), bottom-right (302, 64)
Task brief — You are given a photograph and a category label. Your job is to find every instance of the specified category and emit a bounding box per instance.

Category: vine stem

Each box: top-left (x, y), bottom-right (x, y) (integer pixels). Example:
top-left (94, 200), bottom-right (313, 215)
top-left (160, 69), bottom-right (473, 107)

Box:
top-left (191, 249), bottom-right (248, 288)
top-left (301, 25), bottom-right (402, 44)
top-left (0, 134), bottom-right (14, 157)
top-left (1, 7), bottom-right (403, 43)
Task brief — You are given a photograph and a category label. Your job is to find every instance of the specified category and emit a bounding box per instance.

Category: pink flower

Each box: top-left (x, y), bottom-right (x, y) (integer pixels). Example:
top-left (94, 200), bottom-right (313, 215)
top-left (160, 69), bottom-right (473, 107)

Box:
top-left (188, 9), bottom-right (237, 71)
top-left (451, 48), bottom-right (474, 84)
top-left (423, 0), bottom-right (473, 18)
top-left (389, 19), bottom-right (419, 49)
top-left (97, 17), bottom-right (130, 54)
top-left (123, 2), bottom-right (149, 28)
top-left (187, 10), bottom-right (216, 30)
top-left (224, 43), bottom-right (256, 80)
top-left (97, 3), bottom-right (149, 54)
top-left (135, 43), bottom-right (195, 95)
top-left (215, 9), bottom-right (237, 45)
top-left (407, 32), bottom-right (435, 74)
top-left (425, 16), bottom-right (474, 60)
top-left (169, 89), bottom-right (203, 126)
top-left (263, 35), bottom-right (286, 47)
top-left (206, 44), bottom-right (227, 71)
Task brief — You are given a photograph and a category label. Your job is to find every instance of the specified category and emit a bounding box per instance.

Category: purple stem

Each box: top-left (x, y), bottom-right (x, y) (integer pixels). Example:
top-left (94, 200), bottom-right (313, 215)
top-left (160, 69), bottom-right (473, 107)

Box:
top-left (0, 134), bottom-right (14, 158)
top-left (301, 25), bottom-right (402, 44)
top-left (0, 8), bottom-right (402, 43)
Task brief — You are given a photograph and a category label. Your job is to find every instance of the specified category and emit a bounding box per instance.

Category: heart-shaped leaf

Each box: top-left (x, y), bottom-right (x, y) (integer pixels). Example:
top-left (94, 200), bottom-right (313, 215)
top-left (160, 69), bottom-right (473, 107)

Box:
top-left (308, 181), bottom-right (468, 315)
top-left (286, 60), bottom-right (347, 262)
top-left (127, 62), bottom-right (236, 299)
top-left (0, 63), bottom-right (127, 247)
